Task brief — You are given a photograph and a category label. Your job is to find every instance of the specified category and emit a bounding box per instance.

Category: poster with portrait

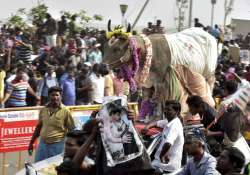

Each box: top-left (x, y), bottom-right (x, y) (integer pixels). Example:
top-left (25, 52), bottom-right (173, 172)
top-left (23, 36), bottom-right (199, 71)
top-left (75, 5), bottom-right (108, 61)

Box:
top-left (97, 96), bottom-right (144, 167)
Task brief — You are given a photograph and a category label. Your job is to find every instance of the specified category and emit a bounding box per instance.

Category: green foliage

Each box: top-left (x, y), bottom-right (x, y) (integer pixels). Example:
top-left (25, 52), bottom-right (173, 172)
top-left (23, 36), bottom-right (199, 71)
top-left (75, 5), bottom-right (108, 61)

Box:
top-left (7, 14), bottom-right (26, 28)
top-left (93, 14), bottom-right (103, 21)
top-left (29, 3), bottom-right (48, 21)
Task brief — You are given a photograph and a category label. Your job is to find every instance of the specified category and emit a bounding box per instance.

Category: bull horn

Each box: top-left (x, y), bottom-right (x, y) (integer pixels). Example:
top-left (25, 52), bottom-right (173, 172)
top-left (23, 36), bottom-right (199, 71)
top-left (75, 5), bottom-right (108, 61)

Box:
top-left (108, 19), bottom-right (112, 32)
top-left (126, 23), bottom-right (131, 33)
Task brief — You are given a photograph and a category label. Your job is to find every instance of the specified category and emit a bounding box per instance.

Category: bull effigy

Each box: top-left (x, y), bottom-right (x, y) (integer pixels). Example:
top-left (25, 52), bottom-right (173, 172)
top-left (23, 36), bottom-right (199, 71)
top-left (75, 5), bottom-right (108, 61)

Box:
top-left (103, 20), bottom-right (218, 116)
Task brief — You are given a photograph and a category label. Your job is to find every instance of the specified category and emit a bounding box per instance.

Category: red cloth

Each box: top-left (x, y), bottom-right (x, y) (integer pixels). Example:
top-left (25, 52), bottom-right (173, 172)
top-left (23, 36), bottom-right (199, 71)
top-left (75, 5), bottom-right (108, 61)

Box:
top-left (134, 123), bottom-right (162, 136)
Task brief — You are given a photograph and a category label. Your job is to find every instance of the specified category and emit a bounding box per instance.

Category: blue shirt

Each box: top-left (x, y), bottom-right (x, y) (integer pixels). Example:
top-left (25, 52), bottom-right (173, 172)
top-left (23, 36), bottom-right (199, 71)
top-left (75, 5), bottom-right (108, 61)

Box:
top-left (177, 152), bottom-right (219, 175)
top-left (61, 78), bottom-right (76, 106)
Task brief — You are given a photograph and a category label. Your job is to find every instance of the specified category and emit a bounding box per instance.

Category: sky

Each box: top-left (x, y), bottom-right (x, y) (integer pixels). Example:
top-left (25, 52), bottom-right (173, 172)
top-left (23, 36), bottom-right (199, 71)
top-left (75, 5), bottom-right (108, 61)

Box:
top-left (1, 0), bottom-right (250, 30)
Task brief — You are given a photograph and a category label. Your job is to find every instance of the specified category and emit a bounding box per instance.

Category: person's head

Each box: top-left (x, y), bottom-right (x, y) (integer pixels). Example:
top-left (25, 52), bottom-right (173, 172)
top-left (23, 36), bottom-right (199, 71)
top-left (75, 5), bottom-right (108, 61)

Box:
top-left (47, 65), bottom-right (55, 75)
top-left (45, 13), bottom-right (51, 19)
top-left (194, 18), bottom-right (199, 23)
top-left (216, 147), bottom-right (245, 174)
top-left (15, 67), bottom-right (26, 81)
top-left (164, 100), bottom-right (181, 121)
top-left (64, 130), bottom-right (88, 159)
top-left (215, 24), bottom-right (218, 29)
top-left (61, 15), bottom-right (66, 20)
top-left (156, 19), bottom-right (161, 26)
top-left (224, 80), bottom-right (238, 96)
top-left (15, 27), bottom-right (22, 35)
top-left (186, 95), bottom-right (204, 115)
top-left (148, 22), bottom-right (152, 28)
top-left (98, 63), bottom-right (109, 76)
top-left (184, 134), bottom-right (205, 156)
top-left (92, 63), bottom-right (100, 76)
top-left (48, 86), bottom-right (62, 107)
top-left (67, 68), bottom-right (75, 80)
top-left (80, 65), bottom-right (91, 78)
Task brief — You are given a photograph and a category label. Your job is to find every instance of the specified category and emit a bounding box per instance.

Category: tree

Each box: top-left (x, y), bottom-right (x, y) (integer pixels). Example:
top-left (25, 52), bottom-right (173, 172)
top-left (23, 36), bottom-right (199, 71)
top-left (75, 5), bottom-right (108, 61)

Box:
top-left (224, 0), bottom-right (235, 28)
top-left (6, 8), bottom-right (27, 28)
top-left (28, 3), bottom-right (48, 22)
top-left (60, 9), bottom-right (103, 32)
top-left (175, 0), bottom-right (189, 31)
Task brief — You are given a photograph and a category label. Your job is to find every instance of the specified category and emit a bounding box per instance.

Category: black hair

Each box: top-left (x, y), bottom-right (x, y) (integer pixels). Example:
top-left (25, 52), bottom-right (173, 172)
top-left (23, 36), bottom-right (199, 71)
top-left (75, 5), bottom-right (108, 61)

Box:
top-left (225, 147), bottom-right (245, 173)
top-left (165, 100), bottom-right (181, 116)
top-left (48, 86), bottom-right (62, 95)
top-left (56, 159), bottom-right (80, 175)
top-left (46, 13), bottom-right (51, 19)
top-left (92, 63), bottom-right (100, 74)
top-left (98, 63), bottom-right (109, 76)
top-left (186, 95), bottom-right (204, 108)
top-left (66, 130), bottom-right (88, 146)
top-left (224, 80), bottom-right (238, 95)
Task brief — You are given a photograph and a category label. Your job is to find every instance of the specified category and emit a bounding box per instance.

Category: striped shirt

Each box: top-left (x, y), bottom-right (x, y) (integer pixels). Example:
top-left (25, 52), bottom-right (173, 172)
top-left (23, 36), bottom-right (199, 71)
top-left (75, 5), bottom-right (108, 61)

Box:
top-left (18, 44), bottom-right (32, 64)
top-left (6, 79), bottom-right (29, 107)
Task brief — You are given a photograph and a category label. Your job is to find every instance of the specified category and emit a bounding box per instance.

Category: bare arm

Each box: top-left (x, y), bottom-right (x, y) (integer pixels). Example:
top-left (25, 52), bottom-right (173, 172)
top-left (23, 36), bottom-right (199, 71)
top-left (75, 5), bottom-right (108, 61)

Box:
top-left (27, 85), bottom-right (40, 101)
top-left (1, 92), bottom-right (11, 104)
top-left (28, 121), bottom-right (43, 155)
top-left (72, 126), bottom-right (97, 166)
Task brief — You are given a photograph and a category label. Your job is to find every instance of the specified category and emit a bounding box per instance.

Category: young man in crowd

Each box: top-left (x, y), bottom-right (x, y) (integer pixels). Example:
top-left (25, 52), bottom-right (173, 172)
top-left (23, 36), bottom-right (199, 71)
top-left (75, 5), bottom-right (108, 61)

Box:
top-left (57, 15), bottom-right (67, 47)
top-left (186, 95), bottom-right (224, 147)
top-left (76, 64), bottom-right (92, 105)
top-left (216, 147), bottom-right (245, 175)
top-left (28, 86), bottom-right (75, 162)
top-left (1, 67), bottom-right (40, 107)
top-left (90, 63), bottom-right (104, 104)
top-left (61, 69), bottom-right (76, 106)
top-left (37, 65), bottom-right (58, 105)
top-left (56, 129), bottom-right (97, 175)
top-left (43, 13), bottom-right (58, 48)
top-left (142, 100), bottom-right (184, 174)
top-left (177, 134), bottom-right (218, 175)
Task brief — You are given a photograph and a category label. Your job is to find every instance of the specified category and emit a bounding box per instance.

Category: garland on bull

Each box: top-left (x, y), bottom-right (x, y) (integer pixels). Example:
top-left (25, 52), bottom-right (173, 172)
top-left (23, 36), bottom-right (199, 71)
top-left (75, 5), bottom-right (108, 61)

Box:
top-left (120, 37), bottom-right (140, 93)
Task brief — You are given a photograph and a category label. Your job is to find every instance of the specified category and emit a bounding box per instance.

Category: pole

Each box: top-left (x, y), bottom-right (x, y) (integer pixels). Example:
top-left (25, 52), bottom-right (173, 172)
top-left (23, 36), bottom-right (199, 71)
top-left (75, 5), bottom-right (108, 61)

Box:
top-left (211, 3), bottom-right (215, 26)
top-left (188, 0), bottom-right (193, 27)
top-left (132, 0), bottom-right (150, 29)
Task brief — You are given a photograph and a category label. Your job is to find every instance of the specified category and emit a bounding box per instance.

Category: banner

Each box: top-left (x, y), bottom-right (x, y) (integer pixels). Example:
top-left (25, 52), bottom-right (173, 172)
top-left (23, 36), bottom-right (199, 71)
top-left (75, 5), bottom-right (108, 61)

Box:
top-left (0, 119), bottom-right (38, 152)
top-left (0, 103), bottom-right (138, 153)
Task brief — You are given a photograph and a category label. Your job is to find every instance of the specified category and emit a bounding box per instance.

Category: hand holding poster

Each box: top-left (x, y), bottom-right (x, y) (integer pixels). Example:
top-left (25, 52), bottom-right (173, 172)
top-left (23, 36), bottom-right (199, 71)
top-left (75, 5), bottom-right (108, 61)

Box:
top-left (97, 96), bottom-right (144, 167)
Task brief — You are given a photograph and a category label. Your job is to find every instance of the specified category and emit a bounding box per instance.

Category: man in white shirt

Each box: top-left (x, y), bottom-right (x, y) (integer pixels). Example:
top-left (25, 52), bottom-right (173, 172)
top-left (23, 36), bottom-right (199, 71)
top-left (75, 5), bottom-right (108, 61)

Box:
top-left (89, 63), bottom-right (104, 104)
top-left (143, 100), bottom-right (184, 173)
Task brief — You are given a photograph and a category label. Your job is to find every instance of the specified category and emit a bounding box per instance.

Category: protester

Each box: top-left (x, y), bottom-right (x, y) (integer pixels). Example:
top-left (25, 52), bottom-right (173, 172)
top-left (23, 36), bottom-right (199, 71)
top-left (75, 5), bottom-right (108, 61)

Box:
top-left (76, 64), bottom-right (93, 105)
top-left (216, 147), bottom-right (245, 175)
top-left (90, 63), bottom-right (104, 104)
top-left (177, 134), bottom-right (218, 175)
top-left (61, 69), bottom-right (76, 106)
top-left (142, 100), bottom-right (184, 174)
top-left (1, 67), bottom-right (40, 107)
top-left (57, 15), bottom-right (67, 47)
top-left (56, 129), bottom-right (97, 175)
top-left (37, 65), bottom-right (58, 105)
top-left (28, 86), bottom-right (75, 162)
top-left (43, 13), bottom-right (58, 48)
top-left (186, 96), bottom-right (224, 144)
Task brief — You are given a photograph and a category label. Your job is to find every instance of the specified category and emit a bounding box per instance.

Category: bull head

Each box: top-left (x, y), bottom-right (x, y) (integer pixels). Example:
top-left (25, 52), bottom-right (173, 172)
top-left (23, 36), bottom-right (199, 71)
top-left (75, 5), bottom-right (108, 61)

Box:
top-left (103, 20), bottom-right (132, 69)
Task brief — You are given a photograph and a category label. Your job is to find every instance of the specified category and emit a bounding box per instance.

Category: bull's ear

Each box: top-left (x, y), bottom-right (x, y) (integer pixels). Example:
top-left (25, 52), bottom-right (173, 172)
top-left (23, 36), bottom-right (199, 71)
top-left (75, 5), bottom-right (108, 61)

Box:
top-left (127, 23), bottom-right (131, 33)
top-left (108, 19), bottom-right (112, 32)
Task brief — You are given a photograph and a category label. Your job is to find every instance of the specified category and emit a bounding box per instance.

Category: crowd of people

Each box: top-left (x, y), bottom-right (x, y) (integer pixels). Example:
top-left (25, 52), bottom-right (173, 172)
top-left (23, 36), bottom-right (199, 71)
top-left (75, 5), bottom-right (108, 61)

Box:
top-left (1, 12), bottom-right (250, 175)
top-left (0, 13), bottom-right (133, 108)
